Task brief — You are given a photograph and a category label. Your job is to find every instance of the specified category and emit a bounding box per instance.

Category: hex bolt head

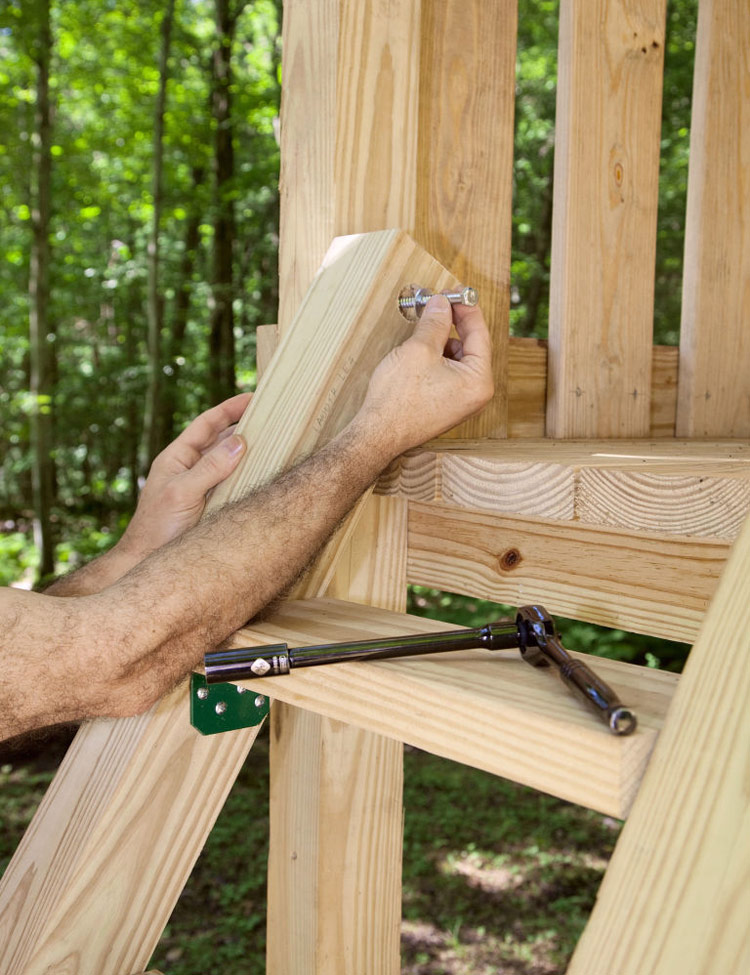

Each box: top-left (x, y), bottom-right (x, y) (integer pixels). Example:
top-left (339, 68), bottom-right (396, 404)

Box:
top-left (254, 695), bottom-right (266, 708)
top-left (236, 684), bottom-right (248, 694)
top-left (196, 687), bottom-right (209, 700)
top-left (215, 701), bottom-right (227, 715)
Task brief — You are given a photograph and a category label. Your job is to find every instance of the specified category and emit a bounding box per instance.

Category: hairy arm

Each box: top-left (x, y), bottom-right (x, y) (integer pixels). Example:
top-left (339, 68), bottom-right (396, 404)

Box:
top-left (46, 393), bottom-right (252, 596)
top-left (1, 297), bottom-right (493, 742)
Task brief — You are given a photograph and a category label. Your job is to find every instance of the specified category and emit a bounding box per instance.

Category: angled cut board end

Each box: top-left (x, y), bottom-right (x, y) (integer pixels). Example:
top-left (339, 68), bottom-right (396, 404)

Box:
top-left (209, 229), bottom-right (460, 510)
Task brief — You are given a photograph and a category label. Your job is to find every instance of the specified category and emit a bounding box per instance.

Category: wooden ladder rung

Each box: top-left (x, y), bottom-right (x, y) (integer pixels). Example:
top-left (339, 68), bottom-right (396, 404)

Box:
top-left (228, 598), bottom-right (678, 819)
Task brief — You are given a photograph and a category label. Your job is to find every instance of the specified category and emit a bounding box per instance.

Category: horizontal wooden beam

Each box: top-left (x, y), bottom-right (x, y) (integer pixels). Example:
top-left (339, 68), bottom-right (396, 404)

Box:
top-left (228, 598), bottom-right (678, 819)
top-left (508, 338), bottom-right (678, 438)
top-left (406, 501), bottom-right (728, 642)
top-left (379, 439), bottom-right (750, 541)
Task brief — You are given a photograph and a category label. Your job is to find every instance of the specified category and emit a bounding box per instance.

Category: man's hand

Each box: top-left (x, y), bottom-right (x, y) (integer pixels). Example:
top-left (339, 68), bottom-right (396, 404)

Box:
top-left (120, 393), bottom-right (251, 560)
top-left (46, 393), bottom-right (251, 596)
top-left (354, 295), bottom-right (494, 459)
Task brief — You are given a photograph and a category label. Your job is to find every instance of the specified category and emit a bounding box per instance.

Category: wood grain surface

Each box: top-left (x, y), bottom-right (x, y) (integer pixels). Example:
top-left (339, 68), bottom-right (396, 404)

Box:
top-left (547, 0), bottom-right (667, 437)
top-left (228, 598), bottom-right (677, 819)
top-left (676, 0), bottom-right (750, 437)
top-left (569, 508), bottom-right (750, 974)
top-left (406, 500), bottom-right (728, 642)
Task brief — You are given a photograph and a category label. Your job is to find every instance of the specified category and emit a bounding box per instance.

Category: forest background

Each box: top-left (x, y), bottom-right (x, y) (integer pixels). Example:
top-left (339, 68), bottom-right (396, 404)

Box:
top-left (1, 0), bottom-right (697, 971)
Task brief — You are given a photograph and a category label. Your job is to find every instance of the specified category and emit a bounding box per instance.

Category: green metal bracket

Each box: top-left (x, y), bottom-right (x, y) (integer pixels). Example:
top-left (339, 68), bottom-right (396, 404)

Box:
top-left (190, 672), bottom-right (270, 736)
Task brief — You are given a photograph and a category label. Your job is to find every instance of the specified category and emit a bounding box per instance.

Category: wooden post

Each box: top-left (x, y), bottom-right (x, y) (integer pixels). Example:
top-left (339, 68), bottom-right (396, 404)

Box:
top-left (267, 497), bottom-right (408, 975)
top-left (568, 509), bottom-right (750, 974)
top-left (547, 0), bottom-right (667, 437)
top-left (676, 0), bottom-right (750, 437)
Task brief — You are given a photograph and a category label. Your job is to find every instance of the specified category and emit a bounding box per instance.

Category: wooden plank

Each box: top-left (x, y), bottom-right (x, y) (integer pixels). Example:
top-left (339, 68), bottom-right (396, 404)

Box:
top-left (255, 323), bottom-right (279, 379)
top-left (210, 230), bottom-right (456, 508)
top-left (547, 0), bottom-right (667, 437)
top-left (676, 0), bottom-right (750, 437)
top-left (568, 510), bottom-right (750, 974)
top-left (228, 598), bottom-right (678, 819)
top-left (267, 498), bottom-right (407, 975)
top-left (406, 501), bottom-right (729, 642)
top-left (278, 0), bottom-right (420, 332)
top-left (0, 686), bottom-right (263, 975)
top-left (508, 337), bottom-right (548, 438)
top-left (650, 344), bottom-right (678, 437)
top-left (416, 0), bottom-right (517, 438)
top-left (326, 495), bottom-right (408, 606)
top-left (507, 339), bottom-right (679, 438)
top-left (378, 439), bottom-right (750, 540)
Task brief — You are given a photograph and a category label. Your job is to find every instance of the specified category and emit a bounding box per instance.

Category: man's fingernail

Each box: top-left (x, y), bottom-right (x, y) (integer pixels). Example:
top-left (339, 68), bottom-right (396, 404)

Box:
top-left (223, 434), bottom-right (245, 457)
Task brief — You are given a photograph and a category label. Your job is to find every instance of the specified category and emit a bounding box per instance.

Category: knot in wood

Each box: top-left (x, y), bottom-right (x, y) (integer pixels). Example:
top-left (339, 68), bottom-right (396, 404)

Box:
top-left (498, 548), bottom-right (522, 571)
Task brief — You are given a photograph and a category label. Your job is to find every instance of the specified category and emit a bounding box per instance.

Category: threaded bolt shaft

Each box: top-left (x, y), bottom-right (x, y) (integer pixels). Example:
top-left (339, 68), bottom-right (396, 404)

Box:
top-left (398, 286), bottom-right (479, 319)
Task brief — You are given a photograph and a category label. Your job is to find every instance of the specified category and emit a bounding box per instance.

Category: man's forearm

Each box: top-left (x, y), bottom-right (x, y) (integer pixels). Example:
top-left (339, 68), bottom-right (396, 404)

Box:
top-left (1, 415), bottom-right (393, 740)
top-left (44, 541), bottom-right (145, 597)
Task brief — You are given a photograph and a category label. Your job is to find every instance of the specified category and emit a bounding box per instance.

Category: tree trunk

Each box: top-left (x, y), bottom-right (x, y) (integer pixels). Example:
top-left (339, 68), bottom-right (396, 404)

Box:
top-left (140, 0), bottom-right (176, 474)
top-left (163, 166), bottom-right (205, 443)
top-left (208, 0), bottom-right (240, 405)
top-left (28, 0), bottom-right (56, 582)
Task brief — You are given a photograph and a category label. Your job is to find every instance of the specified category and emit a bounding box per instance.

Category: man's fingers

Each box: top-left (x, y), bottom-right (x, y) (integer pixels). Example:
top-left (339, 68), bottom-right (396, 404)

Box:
top-left (177, 393), bottom-right (252, 449)
top-left (410, 294), bottom-right (453, 352)
top-left (452, 303), bottom-right (492, 360)
top-left (180, 433), bottom-right (247, 499)
top-left (452, 306), bottom-right (492, 362)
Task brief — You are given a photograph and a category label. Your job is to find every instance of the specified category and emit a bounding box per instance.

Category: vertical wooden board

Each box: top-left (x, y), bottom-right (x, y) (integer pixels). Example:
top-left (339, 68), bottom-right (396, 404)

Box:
top-left (327, 495), bottom-right (408, 608)
top-left (278, 0), bottom-right (421, 333)
top-left (267, 498), bottom-right (407, 975)
top-left (0, 685), bottom-right (263, 975)
top-left (255, 323), bottom-right (280, 379)
top-left (277, 0), bottom-right (338, 332)
top-left (568, 511), bottom-right (750, 975)
top-left (676, 0), bottom-right (750, 437)
top-left (416, 0), bottom-right (517, 438)
top-left (333, 0), bottom-right (421, 237)
top-left (547, 0), bottom-right (667, 437)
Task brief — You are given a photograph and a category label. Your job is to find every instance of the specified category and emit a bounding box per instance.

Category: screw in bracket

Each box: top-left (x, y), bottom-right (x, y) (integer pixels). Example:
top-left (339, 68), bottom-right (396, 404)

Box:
top-left (215, 701), bottom-right (227, 715)
top-left (196, 686), bottom-right (209, 700)
top-left (398, 285), bottom-right (479, 321)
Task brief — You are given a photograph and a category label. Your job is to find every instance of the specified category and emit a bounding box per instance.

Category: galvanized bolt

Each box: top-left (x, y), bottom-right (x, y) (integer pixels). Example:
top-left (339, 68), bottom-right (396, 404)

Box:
top-left (197, 686), bottom-right (209, 700)
top-left (398, 285), bottom-right (479, 321)
top-left (215, 701), bottom-right (227, 715)
top-left (236, 684), bottom-right (248, 694)
top-left (254, 695), bottom-right (266, 708)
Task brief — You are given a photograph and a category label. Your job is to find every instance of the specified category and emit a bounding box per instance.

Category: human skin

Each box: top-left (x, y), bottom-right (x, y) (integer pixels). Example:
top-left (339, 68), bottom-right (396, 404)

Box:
top-left (0, 296), bottom-right (493, 742)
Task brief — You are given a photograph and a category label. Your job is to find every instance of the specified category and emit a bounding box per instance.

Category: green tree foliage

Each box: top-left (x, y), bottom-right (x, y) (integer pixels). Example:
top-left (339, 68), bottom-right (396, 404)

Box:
top-left (1, 0), bottom-right (281, 578)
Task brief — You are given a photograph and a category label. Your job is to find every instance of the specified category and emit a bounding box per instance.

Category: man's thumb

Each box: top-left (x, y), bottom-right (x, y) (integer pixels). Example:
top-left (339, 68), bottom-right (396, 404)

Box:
top-left (412, 294), bottom-right (452, 350)
top-left (187, 434), bottom-right (246, 496)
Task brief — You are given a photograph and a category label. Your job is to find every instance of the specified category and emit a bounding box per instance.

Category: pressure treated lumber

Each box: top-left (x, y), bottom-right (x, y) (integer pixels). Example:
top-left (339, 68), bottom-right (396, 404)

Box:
top-left (378, 439), bottom-right (750, 540)
top-left (268, 497), bottom-right (407, 975)
top-left (211, 230), bottom-right (456, 507)
top-left (0, 685), bottom-right (263, 975)
top-left (568, 510), bottom-right (750, 975)
top-left (227, 597), bottom-right (677, 819)
top-left (278, 0), bottom-right (420, 331)
top-left (406, 501), bottom-right (728, 642)
top-left (547, 0), bottom-right (667, 437)
top-left (676, 0), bottom-right (750, 438)
top-left (416, 0), bottom-right (517, 437)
